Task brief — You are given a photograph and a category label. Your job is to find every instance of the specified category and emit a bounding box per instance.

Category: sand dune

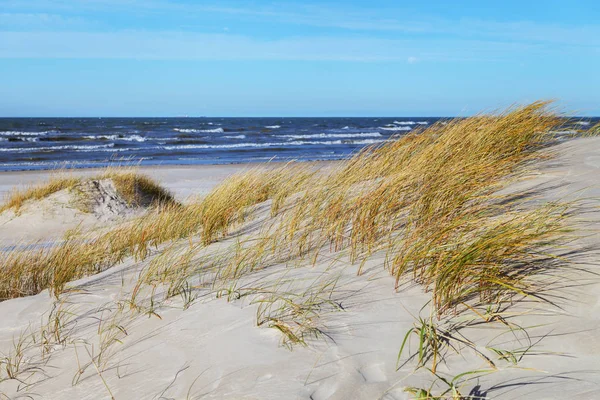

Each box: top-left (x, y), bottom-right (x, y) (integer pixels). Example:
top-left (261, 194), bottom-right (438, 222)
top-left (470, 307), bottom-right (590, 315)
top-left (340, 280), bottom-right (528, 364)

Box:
top-left (0, 136), bottom-right (598, 399)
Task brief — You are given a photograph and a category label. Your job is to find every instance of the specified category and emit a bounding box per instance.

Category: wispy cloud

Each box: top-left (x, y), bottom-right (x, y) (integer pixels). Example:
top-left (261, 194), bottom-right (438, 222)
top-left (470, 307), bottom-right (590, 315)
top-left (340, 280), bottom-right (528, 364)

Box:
top-left (2, 0), bottom-right (598, 49)
top-left (0, 1), bottom-right (597, 62)
top-left (0, 30), bottom-right (564, 62)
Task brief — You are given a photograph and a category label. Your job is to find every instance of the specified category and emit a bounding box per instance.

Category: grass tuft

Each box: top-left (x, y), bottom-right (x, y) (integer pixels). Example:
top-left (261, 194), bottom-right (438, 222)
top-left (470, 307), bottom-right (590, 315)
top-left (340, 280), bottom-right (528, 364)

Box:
top-left (0, 175), bottom-right (81, 214)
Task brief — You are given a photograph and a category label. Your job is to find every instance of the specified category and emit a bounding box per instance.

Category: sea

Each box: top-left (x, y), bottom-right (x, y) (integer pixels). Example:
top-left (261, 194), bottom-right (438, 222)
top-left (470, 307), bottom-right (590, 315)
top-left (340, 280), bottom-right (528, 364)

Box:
top-left (0, 117), bottom-right (597, 171)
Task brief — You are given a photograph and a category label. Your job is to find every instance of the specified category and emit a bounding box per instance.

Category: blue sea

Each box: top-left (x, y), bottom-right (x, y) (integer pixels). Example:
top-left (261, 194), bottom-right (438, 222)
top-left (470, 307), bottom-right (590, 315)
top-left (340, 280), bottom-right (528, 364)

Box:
top-left (0, 117), bottom-right (597, 171)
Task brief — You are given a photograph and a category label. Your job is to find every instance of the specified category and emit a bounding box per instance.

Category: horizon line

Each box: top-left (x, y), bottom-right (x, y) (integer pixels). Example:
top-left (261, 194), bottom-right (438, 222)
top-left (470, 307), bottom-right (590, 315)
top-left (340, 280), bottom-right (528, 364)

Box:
top-left (1, 115), bottom-right (598, 119)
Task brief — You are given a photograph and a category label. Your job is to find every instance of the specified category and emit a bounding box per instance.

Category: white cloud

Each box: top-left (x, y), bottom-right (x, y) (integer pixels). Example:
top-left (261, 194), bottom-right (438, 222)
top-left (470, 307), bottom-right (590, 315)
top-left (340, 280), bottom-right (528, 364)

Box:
top-left (1, 1), bottom-right (598, 49)
top-left (407, 56), bottom-right (418, 64)
top-left (0, 30), bottom-right (555, 62)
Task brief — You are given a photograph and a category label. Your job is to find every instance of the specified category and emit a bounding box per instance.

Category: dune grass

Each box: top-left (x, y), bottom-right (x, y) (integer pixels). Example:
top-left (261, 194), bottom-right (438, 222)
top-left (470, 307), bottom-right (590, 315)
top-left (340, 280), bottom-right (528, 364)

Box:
top-left (125, 102), bottom-right (574, 356)
top-left (0, 175), bottom-right (81, 214)
top-left (252, 102), bottom-right (569, 315)
top-left (0, 101), bottom-right (573, 316)
top-left (198, 164), bottom-right (314, 245)
top-left (0, 101), bottom-right (586, 398)
top-left (0, 164), bottom-right (312, 300)
top-left (0, 169), bottom-right (177, 216)
top-left (99, 169), bottom-right (176, 207)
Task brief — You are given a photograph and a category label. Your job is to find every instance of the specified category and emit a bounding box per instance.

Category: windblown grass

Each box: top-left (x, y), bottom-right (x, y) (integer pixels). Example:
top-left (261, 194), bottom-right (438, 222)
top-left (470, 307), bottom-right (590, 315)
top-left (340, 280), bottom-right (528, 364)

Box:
top-left (0, 169), bottom-right (176, 215)
top-left (198, 164), bottom-right (314, 245)
top-left (0, 164), bottom-right (313, 300)
top-left (258, 101), bottom-right (569, 314)
top-left (99, 169), bottom-right (176, 207)
top-left (0, 101), bottom-right (573, 317)
top-left (0, 101), bottom-right (586, 398)
top-left (0, 175), bottom-right (81, 214)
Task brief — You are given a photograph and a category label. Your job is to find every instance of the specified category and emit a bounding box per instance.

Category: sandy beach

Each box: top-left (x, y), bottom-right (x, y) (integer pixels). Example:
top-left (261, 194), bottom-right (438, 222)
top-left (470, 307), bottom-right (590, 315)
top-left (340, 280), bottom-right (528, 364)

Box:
top-left (0, 128), bottom-right (599, 399)
top-left (2, 1), bottom-right (598, 398)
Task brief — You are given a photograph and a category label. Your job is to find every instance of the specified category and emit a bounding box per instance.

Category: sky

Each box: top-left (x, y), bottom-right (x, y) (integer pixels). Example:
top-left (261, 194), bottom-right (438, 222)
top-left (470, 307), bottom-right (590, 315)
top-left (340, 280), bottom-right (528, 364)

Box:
top-left (0, 0), bottom-right (598, 117)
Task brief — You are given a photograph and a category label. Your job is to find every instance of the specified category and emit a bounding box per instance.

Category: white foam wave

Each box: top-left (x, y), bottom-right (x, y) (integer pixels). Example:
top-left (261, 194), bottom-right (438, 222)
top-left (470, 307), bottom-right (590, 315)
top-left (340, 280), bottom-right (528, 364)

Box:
top-left (277, 132), bottom-right (382, 139)
top-left (84, 134), bottom-right (146, 142)
top-left (0, 130), bottom-right (55, 136)
top-left (265, 125), bottom-right (281, 129)
top-left (173, 127), bottom-right (224, 133)
top-left (162, 138), bottom-right (385, 150)
top-left (576, 121), bottom-right (590, 126)
top-left (341, 126), bottom-right (350, 130)
top-left (224, 135), bottom-right (246, 139)
top-left (379, 126), bottom-right (412, 131)
top-left (0, 144), bottom-right (116, 153)
top-left (391, 121), bottom-right (428, 126)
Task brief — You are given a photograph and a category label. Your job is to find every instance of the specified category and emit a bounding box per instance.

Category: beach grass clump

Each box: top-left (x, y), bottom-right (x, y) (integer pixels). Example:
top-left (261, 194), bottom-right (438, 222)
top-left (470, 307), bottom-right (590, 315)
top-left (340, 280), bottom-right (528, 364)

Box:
top-left (199, 164), bottom-right (314, 245)
top-left (0, 170), bottom-right (176, 215)
top-left (0, 175), bottom-right (81, 214)
top-left (253, 275), bottom-right (343, 349)
top-left (126, 101), bottom-right (567, 318)
top-left (259, 101), bottom-right (567, 314)
top-left (100, 170), bottom-right (176, 207)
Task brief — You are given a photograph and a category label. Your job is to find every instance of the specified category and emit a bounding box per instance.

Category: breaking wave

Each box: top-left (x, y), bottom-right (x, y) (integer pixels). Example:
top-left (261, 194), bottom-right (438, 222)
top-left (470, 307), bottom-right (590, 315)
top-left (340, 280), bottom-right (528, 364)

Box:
top-left (173, 127), bottom-right (225, 133)
top-left (276, 132), bottom-right (382, 139)
top-left (0, 144), bottom-right (116, 153)
top-left (0, 130), bottom-right (56, 136)
top-left (379, 126), bottom-right (412, 131)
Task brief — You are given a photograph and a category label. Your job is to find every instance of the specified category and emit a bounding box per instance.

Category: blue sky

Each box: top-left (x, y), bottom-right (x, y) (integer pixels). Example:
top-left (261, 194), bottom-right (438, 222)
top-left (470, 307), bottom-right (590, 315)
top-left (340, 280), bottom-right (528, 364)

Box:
top-left (0, 0), bottom-right (598, 116)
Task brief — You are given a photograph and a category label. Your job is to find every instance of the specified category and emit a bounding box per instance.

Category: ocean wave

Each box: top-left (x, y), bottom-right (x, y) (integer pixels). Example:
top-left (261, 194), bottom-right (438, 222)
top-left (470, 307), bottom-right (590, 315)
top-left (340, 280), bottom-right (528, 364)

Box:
top-left (379, 126), bottom-right (412, 131)
top-left (576, 121), bottom-right (590, 126)
top-left (392, 121), bottom-right (428, 126)
top-left (0, 144), bottom-right (116, 153)
top-left (224, 135), bottom-right (246, 139)
top-left (0, 130), bottom-right (56, 136)
top-left (201, 128), bottom-right (225, 133)
top-left (341, 126), bottom-right (350, 130)
top-left (162, 138), bottom-right (385, 150)
top-left (276, 132), bottom-right (382, 139)
top-left (264, 125), bottom-right (281, 129)
top-left (83, 134), bottom-right (147, 142)
top-left (173, 127), bottom-right (224, 133)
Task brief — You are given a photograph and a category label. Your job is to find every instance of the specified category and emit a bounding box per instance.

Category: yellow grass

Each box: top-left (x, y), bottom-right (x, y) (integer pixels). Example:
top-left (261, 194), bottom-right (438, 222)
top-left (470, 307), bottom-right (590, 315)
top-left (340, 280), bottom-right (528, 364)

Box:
top-left (198, 164), bottom-right (314, 245)
top-left (0, 102), bottom-right (574, 317)
top-left (99, 169), bottom-right (176, 206)
top-left (216, 101), bottom-right (570, 314)
top-left (0, 101), bottom-right (585, 398)
top-left (0, 175), bottom-right (81, 214)
top-left (0, 169), bottom-right (176, 215)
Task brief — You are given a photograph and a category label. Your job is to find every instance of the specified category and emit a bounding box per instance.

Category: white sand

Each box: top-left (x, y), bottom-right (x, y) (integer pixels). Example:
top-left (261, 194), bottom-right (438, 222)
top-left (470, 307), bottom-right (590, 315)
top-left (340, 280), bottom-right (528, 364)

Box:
top-left (0, 139), bottom-right (599, 399)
